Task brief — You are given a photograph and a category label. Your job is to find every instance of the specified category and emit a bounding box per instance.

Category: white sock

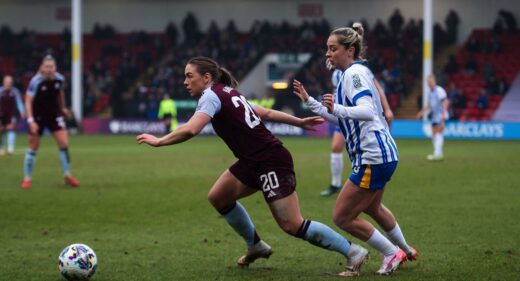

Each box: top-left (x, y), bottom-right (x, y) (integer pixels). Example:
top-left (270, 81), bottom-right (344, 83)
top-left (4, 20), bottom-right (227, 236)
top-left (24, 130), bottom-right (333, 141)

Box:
top-left (433, 133), bottom-right (443, 157)
top-left (431, 134), bottom-right (437, 155)
top-left (386, 223), bottom-right (411, 254)
top-left (437, 133), bottom-right (444, 156)
top-left (330, 152), bottom-right (343, 187)
top-left (366, 229), bottom-right (398, 257)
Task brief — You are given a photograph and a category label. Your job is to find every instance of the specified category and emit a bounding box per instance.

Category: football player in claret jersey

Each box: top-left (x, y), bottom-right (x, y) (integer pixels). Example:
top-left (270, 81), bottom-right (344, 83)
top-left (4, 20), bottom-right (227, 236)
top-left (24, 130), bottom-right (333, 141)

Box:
top-left (294, 23), bottom-right (417, 276)
top-left (22, 55), bottom-right (80, 189)
top-left (416, 74), bottom-right (449, 161)
top-left (137, 56), bottom-right (371, 275)
top-left (0, 75), bottom-right (24, 155)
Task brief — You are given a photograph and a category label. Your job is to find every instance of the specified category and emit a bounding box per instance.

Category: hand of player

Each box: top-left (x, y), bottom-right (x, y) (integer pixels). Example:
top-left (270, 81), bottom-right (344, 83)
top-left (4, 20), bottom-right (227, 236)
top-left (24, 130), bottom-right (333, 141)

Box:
top-left (136, 133), bottom-right (161, 147)
top-left (299, 116), bottom-right (325, 131)
top-left (62, 108), bottom-right (71, 117)
top-left (385, 109), bottom-right (394, 125)
top-left (322, 94), bottom-right (334, 114)
top-left (292, 80), bottom-right (310, 102)
top-left (29, 122), bottom-right (39, 135)
top-left (416, 111), bottom-right (423, 120)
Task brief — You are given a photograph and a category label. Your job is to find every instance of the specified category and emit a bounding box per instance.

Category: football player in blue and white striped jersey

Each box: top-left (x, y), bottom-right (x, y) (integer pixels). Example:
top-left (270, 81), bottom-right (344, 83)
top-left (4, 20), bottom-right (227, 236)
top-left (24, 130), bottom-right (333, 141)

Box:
top-left (294, 23), bottom-right (416, 276)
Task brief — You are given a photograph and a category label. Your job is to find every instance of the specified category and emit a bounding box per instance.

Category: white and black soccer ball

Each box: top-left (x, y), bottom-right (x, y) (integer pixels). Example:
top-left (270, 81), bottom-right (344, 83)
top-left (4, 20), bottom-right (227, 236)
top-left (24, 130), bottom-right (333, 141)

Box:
top-left (58, 243), bottom-right (97, 281)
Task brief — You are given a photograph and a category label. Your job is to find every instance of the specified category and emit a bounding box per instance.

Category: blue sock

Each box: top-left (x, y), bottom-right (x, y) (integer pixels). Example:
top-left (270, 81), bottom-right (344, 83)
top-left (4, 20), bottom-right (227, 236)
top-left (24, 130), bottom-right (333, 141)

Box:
top-left (59, 147), bottom-right (71, 175)
top-left (219, 202), bottom-right (259, 246)
top-left (7, 130), bottom-right (15, 151)
top-left (24, 149), bottom-right (37, 179)
top-left (296, 220), bottom-right (351, 257)
top-left (0, 132), bottom-right (4, 149)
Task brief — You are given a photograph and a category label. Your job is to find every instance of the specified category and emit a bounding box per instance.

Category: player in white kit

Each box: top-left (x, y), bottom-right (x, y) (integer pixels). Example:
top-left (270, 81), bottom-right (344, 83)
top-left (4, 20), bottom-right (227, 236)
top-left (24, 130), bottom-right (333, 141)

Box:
top-left (417, 74), bottom-right (449, 160)
top-left (293, 23), bottom-right (417, 276)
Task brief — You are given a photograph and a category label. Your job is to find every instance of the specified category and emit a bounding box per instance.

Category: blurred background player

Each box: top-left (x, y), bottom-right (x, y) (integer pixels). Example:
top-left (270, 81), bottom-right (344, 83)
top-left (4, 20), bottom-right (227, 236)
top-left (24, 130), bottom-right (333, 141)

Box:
top-left (0, 75), bottom-right (24, 155)
top-left (321, 60), bottom-right (394, 197)
top-left (158, 93), bottom-right (178, 132)
top-left (137, 57), bottom-right (370, 276)
top-left (294, 23), bottom-right (417, 276)
top-left (22, 55), bottom-right (80, 189)
top-left (416, 74), bottom-right (449, 161)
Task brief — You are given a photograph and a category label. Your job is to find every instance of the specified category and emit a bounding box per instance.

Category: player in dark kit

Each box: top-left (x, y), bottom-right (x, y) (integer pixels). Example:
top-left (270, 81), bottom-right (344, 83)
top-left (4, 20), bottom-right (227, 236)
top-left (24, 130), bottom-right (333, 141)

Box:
top-left (22, 55), bottom-right (80, 189)
top-left (0, 75), bottom-right (25, 155)
top-left (137, 57), bottom-right (369, 274)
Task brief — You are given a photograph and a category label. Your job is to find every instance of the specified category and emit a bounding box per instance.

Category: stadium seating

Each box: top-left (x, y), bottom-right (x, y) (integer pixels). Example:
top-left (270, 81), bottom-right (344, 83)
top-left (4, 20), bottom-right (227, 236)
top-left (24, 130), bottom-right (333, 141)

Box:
top-left (447, 29), bottom-right (520, 121)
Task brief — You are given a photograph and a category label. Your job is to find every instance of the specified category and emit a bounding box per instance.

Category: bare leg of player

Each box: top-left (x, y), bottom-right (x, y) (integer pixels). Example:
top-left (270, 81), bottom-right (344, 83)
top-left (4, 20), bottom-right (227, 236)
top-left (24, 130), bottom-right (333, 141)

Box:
top-left (269, 192), bottom-right (369, 277)
top-left (364, 190), bottom-right (417, 261)
top-left (207, 169), bottom-right (269, 267)
top-left (333, 180), bottom-right (407, 275)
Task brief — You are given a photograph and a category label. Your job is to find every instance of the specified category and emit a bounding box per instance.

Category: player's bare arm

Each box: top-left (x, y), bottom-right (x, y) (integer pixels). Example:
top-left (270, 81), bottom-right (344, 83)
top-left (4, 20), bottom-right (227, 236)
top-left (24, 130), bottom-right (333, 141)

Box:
top-left (253, 105), bottom-right (324, 131)
top-left (59, 89), bottom-right (70, 117)
top-left (136, 112), bottom-right (211, 147)
top-left (374, 79), bottom-right (394, 124)
top-left (24, 94), bottom-right (38, 134)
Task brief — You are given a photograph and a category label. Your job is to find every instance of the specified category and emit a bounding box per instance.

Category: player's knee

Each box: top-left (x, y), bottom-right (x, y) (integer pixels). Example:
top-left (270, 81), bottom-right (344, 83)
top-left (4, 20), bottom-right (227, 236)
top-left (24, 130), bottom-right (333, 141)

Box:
top-left (207, 190), bottom-right (220, 208)
top-left (278, 219), bottom-right (300, 236)
top-left (333, 213), bottom-right (354, 232)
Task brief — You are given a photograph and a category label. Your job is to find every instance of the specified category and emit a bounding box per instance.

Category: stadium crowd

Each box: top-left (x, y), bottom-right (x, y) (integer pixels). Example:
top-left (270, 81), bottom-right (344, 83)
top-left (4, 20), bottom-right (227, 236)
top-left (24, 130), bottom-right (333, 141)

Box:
top-left (1, 9), bottom-right (518, 122)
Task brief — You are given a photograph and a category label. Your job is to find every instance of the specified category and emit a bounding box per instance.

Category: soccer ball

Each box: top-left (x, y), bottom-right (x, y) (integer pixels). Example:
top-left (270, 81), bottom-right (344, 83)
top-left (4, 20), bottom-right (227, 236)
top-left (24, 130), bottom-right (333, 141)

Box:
top-left (58, 243), bottom-right (98, 281)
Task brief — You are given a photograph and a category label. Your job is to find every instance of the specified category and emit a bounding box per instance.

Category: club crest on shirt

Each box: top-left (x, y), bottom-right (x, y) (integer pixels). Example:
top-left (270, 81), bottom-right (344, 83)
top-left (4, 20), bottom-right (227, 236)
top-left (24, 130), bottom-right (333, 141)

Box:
top-left (42, 86), bottom-right (47, 91)
top-left (352, 74), bottom-right (362, 89)
top-left (55, 82), bottom-right (60, 89)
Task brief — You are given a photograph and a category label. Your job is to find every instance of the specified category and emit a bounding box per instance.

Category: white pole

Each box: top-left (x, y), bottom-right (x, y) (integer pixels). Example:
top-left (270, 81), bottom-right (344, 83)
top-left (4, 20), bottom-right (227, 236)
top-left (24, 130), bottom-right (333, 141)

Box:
top-left (423, 0), bottom-right (433, 110)
top-left (72, 0), bottom-right (82, 123)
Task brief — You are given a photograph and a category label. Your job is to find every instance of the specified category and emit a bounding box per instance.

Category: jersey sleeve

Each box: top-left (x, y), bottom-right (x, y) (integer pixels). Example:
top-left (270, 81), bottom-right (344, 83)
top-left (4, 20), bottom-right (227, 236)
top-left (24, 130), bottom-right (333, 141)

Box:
top-left (14, 87), bottom-right (25, 115)
top-left (344, 69), bottom-right (373, 106)
top-left (195, 90), bottom-right (221, 118)
top-left (55, 72), bottom-right (67, 90)
top-left (26, 76), bottom-right (41, 97)
top-left (437, 86), bottom-right (447, 100)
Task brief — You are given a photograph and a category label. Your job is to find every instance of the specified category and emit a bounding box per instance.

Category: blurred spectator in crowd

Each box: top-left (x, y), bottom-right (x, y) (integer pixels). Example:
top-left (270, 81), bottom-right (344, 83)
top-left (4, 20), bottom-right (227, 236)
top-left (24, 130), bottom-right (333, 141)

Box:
top-left (165, 21), bottom-right (179, 46)
top-left (476, 90), bottom-right (489, 112)
top-left (485, 74), bottom-right (499, 95)
top-left (464, 56), bottom-right (478, 75)
top-left (389, 9), bottom-right (404, 34)
top-left (182, 12), bottom-right (200, 43)
top-left (466, 37), bottom-right (480, 53)
top-left (498, 9), bottom-right (517, 32)
top-left (445, 9), bottom-right (460, 44)
top-left (433, 23), bottom-right (447, 50)
top-left (482, 62), bottom-right (495, 80)
top-left (498, 77), bottom-right (509, 95)
top-left (443, 55), bottom-right (459, 75)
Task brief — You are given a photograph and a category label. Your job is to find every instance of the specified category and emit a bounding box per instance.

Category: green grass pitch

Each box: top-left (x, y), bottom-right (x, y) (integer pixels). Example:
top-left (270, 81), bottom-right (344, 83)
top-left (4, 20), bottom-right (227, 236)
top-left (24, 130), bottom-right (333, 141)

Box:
top-left (0, 135), bottom-right (519, 281)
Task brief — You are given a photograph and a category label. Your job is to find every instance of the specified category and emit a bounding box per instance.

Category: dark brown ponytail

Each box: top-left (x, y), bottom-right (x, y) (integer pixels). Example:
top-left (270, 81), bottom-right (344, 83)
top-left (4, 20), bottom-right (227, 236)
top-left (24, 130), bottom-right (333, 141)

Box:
top-left (187, 56), bottom-right (238, 88)
top-left (218, 67), bottom-right (238, 88)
